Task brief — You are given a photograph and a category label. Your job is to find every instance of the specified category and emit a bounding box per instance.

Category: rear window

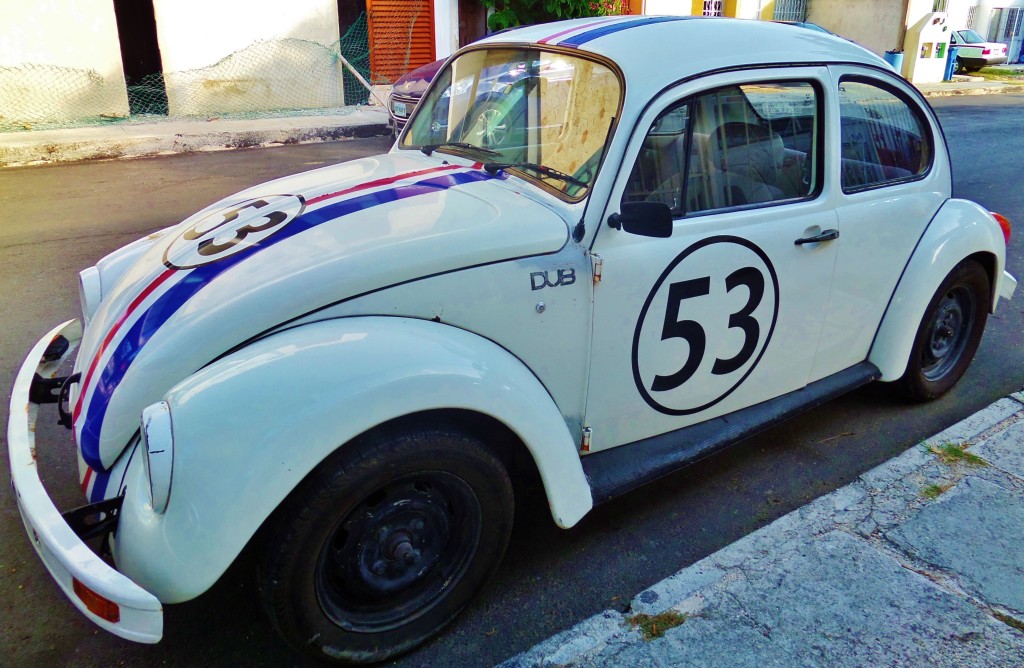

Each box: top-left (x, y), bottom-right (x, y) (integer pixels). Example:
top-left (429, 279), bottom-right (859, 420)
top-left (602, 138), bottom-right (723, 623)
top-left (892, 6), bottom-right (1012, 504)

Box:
top-left (957, 30), bottom-right (986, 43)
top-left (838, 79), bottom-right (932, 192)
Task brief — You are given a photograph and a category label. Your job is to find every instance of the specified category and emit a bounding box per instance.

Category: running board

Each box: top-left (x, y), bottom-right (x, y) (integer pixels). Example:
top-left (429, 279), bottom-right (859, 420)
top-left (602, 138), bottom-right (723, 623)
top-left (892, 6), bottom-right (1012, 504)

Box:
top-left (582, 362), bottom-right (881, 505)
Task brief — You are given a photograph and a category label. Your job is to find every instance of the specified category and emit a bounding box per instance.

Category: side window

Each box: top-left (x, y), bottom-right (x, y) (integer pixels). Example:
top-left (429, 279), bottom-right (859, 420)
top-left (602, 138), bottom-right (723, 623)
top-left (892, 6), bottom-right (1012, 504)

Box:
top-left (622, 105), bottom-right (690, 216)
top-left (838, 79), bottom-right (932, 191)
top-left (623, 81), bottom-right (819, 217)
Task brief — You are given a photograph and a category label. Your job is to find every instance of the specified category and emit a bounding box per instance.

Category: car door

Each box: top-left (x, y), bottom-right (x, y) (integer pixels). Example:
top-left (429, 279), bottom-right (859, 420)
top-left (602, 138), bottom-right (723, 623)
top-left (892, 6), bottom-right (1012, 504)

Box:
top-left (584, 68), bottom-right (840, 452)
top-left (808, 67), bottom-right (947, 381)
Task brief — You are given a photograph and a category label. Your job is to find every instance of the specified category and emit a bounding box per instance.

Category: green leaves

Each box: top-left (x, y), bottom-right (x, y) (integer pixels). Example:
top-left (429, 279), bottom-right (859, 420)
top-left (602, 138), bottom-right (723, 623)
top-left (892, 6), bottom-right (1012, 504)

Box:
top-left (480, 0), bottom-right (627, 33)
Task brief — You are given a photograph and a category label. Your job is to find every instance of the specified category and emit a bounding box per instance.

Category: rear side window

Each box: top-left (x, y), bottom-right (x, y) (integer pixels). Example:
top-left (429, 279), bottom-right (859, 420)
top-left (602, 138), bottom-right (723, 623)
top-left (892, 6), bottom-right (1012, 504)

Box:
top-left (838, 79), bottom-right (932, 192)
top-left (623, 81), bottom-right (820, 217)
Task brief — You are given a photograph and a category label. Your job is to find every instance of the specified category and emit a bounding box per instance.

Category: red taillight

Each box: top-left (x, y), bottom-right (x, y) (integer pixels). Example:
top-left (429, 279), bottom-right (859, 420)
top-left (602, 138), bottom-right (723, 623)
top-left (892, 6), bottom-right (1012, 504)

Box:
top-left (73, 578), bottom-right (121, 623)
top-left (992, 212), bottom-right (1012, 244)
top-left (982, 48), bottom-right (992, 55)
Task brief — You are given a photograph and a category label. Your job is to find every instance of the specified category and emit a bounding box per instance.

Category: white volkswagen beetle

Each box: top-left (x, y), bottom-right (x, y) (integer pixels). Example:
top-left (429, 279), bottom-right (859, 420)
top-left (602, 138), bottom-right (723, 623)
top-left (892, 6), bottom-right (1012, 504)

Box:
top-left (9, 16), bottom-right (1017, 664)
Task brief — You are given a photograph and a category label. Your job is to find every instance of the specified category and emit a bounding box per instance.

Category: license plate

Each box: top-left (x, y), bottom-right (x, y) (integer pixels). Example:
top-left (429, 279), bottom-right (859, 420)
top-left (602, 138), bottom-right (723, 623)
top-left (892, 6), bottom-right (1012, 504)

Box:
top-left (393, 101), bottom-right (408, 117)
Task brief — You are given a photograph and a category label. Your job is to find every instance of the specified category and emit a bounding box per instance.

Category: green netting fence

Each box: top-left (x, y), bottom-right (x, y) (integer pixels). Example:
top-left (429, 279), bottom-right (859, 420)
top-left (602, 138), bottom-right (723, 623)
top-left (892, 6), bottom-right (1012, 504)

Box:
top-left (0, 12), bottom-right (379, 133)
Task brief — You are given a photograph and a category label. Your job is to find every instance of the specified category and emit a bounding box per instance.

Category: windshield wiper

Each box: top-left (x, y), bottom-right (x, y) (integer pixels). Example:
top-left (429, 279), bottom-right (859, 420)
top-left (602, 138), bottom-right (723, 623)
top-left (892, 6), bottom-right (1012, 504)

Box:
top-left (421, 142), bottom-right (499, 157)
top-left (482, 161), bottom-right (587, 188)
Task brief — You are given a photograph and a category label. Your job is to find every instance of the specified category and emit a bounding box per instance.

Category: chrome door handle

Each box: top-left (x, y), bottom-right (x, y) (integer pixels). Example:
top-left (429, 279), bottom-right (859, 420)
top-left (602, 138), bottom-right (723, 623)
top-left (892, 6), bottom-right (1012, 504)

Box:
top-left (794, 229), bottom-right (840, 245)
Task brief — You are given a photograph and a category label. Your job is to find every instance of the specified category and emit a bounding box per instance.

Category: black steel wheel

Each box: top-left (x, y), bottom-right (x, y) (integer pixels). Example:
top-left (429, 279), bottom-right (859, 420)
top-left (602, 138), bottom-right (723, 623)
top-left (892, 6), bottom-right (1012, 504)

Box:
top-left (257, 422), bottom-right (514, 664)
top-left (897, 259), bottom-right (989, 400)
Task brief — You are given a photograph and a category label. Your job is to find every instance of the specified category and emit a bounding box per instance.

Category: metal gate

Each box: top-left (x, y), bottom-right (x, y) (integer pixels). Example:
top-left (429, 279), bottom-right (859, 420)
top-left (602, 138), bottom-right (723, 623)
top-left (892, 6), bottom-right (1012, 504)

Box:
top-left (1006, 7), bottom-right (1024, 64)
top-left (702, 1), bottom-right (723, 17)
top-left (773, 0), bottom-right (807, 22)
top-left (990, 7), bottom-right (1024, 64)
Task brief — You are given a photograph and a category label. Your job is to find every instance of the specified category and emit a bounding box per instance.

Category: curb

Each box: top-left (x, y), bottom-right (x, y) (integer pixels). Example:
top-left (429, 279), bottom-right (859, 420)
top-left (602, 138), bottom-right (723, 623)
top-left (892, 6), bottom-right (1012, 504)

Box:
top-left (920, 83), bottom-right (1024, 97)
top-left (502, 393), bottom-right (1024, 667)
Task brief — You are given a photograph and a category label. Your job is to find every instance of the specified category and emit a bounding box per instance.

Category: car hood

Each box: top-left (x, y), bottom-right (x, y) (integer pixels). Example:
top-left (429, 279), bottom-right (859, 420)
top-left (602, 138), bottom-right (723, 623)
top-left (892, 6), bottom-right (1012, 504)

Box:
top-left (72, 152), bottom-right (568, 472)
top-left (392, 59), bottom-right (444, 97)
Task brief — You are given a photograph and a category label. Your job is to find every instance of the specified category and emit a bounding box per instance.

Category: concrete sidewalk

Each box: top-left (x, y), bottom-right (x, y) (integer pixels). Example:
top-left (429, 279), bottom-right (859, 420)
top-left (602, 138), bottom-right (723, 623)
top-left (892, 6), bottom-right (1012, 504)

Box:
top-left (0, 106), bottom-right (392, 168)
top-left (917, 77), bottom-right (1024, 97)
top-left (502, 394), bottom-right (1024, 667)
top-left (2, 76), bottom-right (1023, 168)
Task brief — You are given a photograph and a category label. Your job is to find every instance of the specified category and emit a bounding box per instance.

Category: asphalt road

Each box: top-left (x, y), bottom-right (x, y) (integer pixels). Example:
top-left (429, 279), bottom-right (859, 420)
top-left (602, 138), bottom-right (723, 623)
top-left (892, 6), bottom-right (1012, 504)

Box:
top-left (2, 95), bottom-right (1023, 667)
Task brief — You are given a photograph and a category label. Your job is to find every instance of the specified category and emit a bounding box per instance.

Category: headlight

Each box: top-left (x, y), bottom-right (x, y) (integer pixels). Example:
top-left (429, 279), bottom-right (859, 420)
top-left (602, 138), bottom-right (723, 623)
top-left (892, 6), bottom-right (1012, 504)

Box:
top-left (78, 266), bottom-right (102, 325)
top-left (140, 402), bottom-right (174, 514)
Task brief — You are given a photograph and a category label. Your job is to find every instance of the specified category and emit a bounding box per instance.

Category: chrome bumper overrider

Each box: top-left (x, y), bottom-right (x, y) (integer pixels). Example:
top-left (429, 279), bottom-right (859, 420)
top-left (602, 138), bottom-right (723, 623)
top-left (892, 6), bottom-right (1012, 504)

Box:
top-left (7, 320), bottom-right (163, 643)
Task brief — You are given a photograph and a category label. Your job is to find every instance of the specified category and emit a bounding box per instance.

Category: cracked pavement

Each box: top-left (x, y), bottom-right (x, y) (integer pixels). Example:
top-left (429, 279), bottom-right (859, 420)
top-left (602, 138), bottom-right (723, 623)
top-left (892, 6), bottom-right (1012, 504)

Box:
top-left (502, 396), bottom-right (1024, 667)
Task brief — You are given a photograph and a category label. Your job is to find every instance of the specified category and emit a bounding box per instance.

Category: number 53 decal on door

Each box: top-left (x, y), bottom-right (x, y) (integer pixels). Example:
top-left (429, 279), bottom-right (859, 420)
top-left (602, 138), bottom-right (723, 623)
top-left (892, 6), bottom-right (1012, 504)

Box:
top-left (632, 236), bottom-right (780, 416)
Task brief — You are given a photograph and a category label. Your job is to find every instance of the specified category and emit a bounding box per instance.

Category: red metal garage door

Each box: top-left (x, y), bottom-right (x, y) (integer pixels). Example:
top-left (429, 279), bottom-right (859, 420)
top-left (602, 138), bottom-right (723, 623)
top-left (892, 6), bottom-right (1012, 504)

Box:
top-left (367, 0), bottom-right (436, 83)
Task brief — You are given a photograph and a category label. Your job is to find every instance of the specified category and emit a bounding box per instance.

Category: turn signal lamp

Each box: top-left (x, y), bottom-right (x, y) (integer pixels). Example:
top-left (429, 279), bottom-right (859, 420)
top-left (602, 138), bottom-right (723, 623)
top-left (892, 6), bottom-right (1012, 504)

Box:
top-left (992, 212), bottom-right (1012, 244)
top-left (73, 578), bottom-right (121, 623)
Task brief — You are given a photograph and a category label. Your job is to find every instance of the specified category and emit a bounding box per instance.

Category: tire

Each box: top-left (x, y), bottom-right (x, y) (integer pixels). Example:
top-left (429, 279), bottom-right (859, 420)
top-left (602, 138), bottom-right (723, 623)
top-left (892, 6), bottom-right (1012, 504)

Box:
top-left (897, 259), bottom-right (989, 401)
top-left (257, 422), bottom-right (514, 664)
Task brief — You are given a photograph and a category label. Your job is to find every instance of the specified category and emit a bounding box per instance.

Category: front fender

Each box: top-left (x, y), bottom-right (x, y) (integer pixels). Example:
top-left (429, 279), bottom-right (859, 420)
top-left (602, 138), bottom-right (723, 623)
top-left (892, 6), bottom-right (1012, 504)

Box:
top-left (113, 317), bottom-right (592, 603)
top-left (869, 199), bottom-right (1007, 382)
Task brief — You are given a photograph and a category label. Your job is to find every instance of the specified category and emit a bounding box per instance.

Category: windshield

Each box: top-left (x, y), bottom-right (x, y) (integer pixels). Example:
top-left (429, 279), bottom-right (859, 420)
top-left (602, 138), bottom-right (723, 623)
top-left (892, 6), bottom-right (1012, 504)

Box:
top-left (399, 47), bottom-right (622, 199)
top-left (957, 30), bottom-right (985, 43)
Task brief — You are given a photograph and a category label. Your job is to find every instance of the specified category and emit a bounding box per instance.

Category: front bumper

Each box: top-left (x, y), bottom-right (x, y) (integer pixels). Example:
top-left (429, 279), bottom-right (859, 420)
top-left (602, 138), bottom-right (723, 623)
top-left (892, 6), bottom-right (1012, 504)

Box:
top-left (7, 320), bottom-right (163, 643)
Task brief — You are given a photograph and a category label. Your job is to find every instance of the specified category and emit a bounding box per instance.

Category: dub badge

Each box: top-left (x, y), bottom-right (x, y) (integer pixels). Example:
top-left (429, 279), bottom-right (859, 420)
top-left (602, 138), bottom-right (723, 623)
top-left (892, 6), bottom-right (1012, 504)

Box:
top-left (632, 236), bottom-right (780, 416)
top-left (164, 194), bottom-right (306, 270)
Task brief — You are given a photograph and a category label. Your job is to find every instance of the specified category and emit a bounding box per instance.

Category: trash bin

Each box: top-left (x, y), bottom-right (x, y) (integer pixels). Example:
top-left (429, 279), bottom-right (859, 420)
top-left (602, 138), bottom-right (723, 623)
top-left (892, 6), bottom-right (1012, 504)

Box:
top-left (883, 50), bottom-right (905, 75)
top-left (944, 46), bottom-right (960, 81)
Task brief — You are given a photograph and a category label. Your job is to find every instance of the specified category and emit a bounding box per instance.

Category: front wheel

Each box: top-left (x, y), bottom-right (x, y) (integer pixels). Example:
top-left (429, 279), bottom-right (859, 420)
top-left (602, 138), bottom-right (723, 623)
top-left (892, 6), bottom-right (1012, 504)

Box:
top-left (257, 422), bottom-right (514, 664)
top-left (897, 259), bottom-right (989, 400)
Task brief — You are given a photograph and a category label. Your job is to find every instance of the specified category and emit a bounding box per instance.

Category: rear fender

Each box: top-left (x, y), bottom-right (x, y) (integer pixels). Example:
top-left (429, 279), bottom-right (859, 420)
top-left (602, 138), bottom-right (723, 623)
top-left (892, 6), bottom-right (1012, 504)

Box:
top-left (113, 317), bottom-right (592, 603)
top-left (869, 199), bottom-right (1006, 381)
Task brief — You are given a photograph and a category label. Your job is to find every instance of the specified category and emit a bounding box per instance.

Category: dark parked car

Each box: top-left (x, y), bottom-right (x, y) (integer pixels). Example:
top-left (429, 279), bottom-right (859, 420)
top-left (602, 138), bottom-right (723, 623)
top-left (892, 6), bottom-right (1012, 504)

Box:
top-left (388, 59), bottom-right (444, 136)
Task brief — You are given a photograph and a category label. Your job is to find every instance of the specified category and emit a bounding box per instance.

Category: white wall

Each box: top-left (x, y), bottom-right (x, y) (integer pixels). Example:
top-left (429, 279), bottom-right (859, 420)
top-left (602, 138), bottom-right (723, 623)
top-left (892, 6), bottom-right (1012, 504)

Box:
top-left (735, 0), bottom-right (764, 19)
top-left (945, 0), bottom-right (974, 30)
top-left (808, 0), bottom-right (906, 55)
top-left (0, 0), bottom-right (129, 126)
top-left (153, 0), bottom-right (345, 115)
top-left (645, 0), bottom-right (694, 15)
top-left (435, 0), bottom-right (459, 59)
top-left (904, 11), bottom-right (953, 81)
top-left (974, 0), bottom-right (1024, 40)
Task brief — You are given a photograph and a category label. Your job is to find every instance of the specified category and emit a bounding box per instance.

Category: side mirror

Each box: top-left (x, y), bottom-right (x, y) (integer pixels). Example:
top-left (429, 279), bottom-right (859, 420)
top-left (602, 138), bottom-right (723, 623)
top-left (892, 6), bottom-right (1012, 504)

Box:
top-left (607, 202), bottom-right (673, 238)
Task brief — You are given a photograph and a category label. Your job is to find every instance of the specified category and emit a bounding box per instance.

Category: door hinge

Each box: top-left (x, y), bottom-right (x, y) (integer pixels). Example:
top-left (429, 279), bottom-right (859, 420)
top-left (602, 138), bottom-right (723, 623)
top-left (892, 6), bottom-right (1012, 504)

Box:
top-left (580, 426), bottom-right (592, 453)
top-left (591, 254), bottom-right (603, 284)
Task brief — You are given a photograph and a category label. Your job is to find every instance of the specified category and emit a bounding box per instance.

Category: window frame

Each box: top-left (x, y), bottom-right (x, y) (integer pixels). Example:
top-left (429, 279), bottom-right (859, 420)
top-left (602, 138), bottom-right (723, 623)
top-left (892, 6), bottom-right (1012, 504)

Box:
top-left (397, 44), bottom-right (626, 205)
top-left (837, 75), bottom-right (935, 195)
top-left (623, 78), bottom-right (826, 220)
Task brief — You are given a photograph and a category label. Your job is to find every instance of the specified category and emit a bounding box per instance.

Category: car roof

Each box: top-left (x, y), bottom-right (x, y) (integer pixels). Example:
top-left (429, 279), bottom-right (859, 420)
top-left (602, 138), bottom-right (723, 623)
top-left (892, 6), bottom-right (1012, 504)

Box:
top-left (477, 16), bottom-right (889, 101)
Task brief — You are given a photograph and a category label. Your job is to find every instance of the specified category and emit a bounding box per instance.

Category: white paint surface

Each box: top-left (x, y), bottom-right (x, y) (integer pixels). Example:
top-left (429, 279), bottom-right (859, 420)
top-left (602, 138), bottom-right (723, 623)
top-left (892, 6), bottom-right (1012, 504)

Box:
top-left (644, 0), bottom-right (694, 15)
top-left (152, 0), bottom-right (345, 114)
top-left (435, 0), bottom-right (459, 59)
top-left (808, 0), bottom-right (906, 55)
top-left (0, 0), bottom-right (129, 123)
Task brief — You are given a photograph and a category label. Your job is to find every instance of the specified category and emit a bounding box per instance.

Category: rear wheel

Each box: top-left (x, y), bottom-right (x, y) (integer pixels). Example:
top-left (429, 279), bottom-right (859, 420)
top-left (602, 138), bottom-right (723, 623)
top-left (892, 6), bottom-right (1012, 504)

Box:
top-left (897, 259), bottom-right (989, 400)
top-left (258, 422), bottom-right (514, 664)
